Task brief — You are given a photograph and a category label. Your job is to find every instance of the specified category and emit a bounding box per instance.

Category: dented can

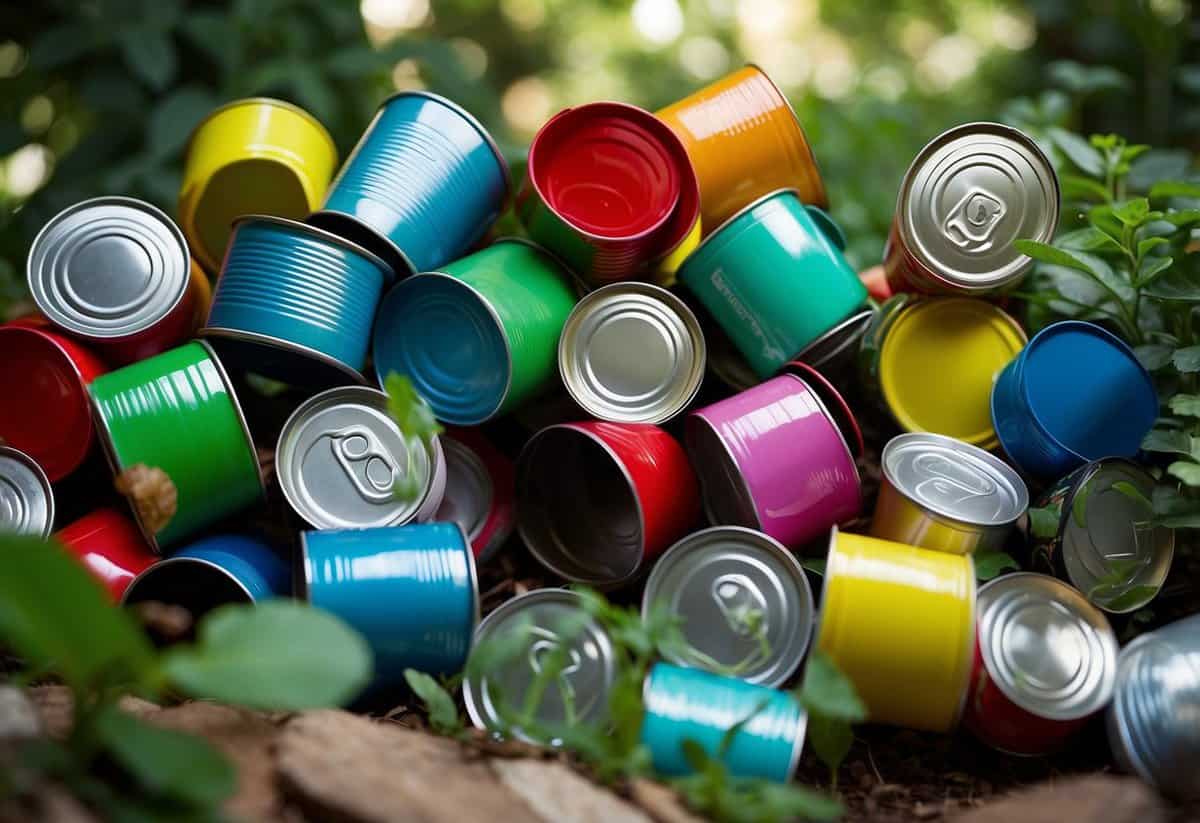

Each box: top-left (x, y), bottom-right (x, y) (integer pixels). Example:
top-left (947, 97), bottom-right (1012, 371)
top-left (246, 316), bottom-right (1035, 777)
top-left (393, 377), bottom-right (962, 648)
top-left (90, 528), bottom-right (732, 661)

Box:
top-left (435, 428), bottom-right (515, 564)
top-left (0, 446), bottom-right (54, 537)
top-left (54, 508), bottom-right (154, 601)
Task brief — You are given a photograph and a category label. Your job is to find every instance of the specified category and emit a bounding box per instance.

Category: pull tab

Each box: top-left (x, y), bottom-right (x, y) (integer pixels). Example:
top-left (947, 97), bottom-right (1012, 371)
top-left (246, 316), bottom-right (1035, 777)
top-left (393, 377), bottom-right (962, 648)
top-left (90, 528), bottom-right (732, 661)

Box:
top-left (328, 425), bottom-right (398, 504)
top-left (528, 627), bottom-right (582, 701)
top-left (912, 452), bottom-right (997, 507)
top-left (711, 574), bottom-right (769, 636)
top-left (805, 205), bottom-right (847, 252)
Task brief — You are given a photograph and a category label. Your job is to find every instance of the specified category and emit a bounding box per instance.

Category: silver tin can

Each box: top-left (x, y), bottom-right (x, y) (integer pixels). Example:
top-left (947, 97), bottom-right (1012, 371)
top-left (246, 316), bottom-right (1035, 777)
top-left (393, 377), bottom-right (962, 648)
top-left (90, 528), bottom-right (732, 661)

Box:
top-left (641, 526), bottom-right (814, 688)
top-left (434, 430), bottom-right (514, 564)
top-left (463, 588), bottom-right (616, 743)
top-left (0, 446), bottom-right (54, 537)
top-left (275, 386), bottom-right (446, 530)
top-left (1107, 613), bottom-right (1200, 799)
top-left (871, 432), bottom-right (1028, 555)
top-left (558, 282), bottom-right (705, 424)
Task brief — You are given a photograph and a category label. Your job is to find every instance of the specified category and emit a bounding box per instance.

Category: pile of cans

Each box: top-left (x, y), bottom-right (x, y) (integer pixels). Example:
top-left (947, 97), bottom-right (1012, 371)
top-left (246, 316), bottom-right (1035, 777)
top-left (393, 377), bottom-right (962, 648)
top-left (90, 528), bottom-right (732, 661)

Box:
top-left (1, 66), bottom-right (1196, 798)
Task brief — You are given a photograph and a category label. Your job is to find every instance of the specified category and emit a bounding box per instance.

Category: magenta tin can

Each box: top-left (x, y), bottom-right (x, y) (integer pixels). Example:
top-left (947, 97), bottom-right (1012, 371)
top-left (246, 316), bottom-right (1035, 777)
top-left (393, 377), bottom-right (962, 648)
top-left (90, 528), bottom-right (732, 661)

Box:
top-left (686, 374), bottom-right (861, 551)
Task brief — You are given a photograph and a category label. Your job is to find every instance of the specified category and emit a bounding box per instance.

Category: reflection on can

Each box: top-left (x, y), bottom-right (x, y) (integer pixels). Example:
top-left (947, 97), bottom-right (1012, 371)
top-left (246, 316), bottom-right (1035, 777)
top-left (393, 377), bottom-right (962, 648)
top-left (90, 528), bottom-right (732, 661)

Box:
top-left (55, 508), bottom-right (154, 602)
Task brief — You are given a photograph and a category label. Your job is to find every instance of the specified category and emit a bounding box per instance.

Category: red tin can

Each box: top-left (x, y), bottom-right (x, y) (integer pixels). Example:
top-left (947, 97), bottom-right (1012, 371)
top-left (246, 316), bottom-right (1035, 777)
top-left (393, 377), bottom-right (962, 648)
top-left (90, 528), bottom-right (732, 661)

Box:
top-left (54, 508), bottom-right (156, 602)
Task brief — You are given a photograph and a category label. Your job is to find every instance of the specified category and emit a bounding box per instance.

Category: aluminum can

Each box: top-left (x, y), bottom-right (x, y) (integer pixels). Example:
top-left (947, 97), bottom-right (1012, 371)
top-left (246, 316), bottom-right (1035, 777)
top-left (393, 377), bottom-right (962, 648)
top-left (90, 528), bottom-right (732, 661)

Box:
top-left (275, 386), bottom-right (446, 530)
top-left (964, 572), bottom-right (1117, 755)
top-left (311, 91), bottom-right (509, 276)
top-left (992, 321), bottom-right (1157, 479)
top-left (686, 374), bottom-right (861, 551)
top-left (28, 197), bottom-right (199, 364)
top-left (656, 64), bottom-right (827, 231)
top-left (435, 427), bottom-right (515, 564)
top-left (871, 432), bottom-right (1028, 555)
top-left (180, 97), bottom-right (337, 273)
top-left (203, 216), bottom-right (393, 387)
top-left (89, 341), bottom-right (264, 551)
top-left (516, 421), bottom-right (699, 588)
top-left (1026, 459), bottom-right (1173, 614)
top-left (558, 282), bottom-right (705, 424)
top-left (54, 508), bottom-right (154, 602)
top-left (1107, 613), bottom-right (1200, 799)
top-left (884, 122), bottom-right (1059, 296)
top-left (817, 527), bottom-right (975, 732)
top-left (373, 239), bottom-right (577, 425)
top-left (463, 589), bottom-right (615, 743)
top-left (780, 360), bottom-right (864, 458)
top-left (642, 526), bottom-right (814, 687)
top-left (678, 190), bottom-right (867, 379)
top-left (299, 523), bottom-right (479, 684)
top-left (641, 662), bottom-right (806, 782)
top-left (0, 446), bottom-right (54, 537)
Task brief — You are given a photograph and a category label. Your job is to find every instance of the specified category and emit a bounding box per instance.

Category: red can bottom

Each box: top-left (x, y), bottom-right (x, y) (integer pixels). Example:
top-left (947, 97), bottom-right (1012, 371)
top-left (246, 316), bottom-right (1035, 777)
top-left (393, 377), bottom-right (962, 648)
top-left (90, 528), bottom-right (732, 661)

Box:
top-left (54, 509), bottom-right (157, 602)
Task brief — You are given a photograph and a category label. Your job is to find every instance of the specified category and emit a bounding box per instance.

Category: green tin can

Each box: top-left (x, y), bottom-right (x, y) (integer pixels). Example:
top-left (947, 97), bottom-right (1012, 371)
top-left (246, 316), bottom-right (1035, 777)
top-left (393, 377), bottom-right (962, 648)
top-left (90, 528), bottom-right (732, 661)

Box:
top-left (89, 341), bottom-right (264, 551)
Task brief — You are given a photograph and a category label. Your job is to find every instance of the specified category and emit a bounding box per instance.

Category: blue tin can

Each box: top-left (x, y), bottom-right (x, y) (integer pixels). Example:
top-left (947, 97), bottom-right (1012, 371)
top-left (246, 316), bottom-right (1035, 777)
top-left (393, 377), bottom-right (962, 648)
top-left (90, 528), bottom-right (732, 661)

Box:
top-left (640, 663), bottom-right (806, 782)
top-left (202, 216), bottom-right (393, 387)
top-left (309, 91), bottom-right (510, 277)
top-left (991, 320), bottom-right (1157, 479)
top-left (299, 523), bottom-right (479, 685)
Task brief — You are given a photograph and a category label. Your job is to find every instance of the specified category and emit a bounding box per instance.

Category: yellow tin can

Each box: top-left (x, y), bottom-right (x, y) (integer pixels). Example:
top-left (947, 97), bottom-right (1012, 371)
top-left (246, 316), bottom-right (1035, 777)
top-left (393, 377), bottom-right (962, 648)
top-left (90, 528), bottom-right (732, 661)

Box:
top-left (179, 98), bottom-right (337, 273)
top-left (650, 213), bottom-right (701, 287)
top-left (188, 258), bottom-right (212, 331)
top-left (817, 527), bottom-right (976, 732)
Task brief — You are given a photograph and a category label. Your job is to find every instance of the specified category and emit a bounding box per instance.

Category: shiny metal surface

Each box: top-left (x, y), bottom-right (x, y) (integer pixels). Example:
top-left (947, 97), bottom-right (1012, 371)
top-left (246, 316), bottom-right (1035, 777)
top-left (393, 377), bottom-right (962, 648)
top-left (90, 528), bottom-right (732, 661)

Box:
top-left (0, 447), bottom-right (54, 537)
top-left (434, 436), bottom-right (493, 544)
top-left (793, 306), bottom-right (875, 375)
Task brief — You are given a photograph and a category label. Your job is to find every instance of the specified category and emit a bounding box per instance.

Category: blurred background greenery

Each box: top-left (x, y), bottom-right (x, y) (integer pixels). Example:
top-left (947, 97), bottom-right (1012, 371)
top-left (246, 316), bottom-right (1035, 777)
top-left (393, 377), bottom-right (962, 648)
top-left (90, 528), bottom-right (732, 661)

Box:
top-left (0, 0), bottom-right (1196, 318)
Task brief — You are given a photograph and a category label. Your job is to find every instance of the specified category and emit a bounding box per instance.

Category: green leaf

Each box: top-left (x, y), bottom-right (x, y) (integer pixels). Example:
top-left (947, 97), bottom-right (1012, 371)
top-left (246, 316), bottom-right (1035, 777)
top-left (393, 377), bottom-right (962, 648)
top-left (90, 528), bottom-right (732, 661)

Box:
top-left (973, 550), bottom-right (1019, 581)
top-left (181, 11), bottom-right (238, 74)
top-left (1136, 256), bottom-right (1174, 287)
top-left (1058, 226), bottom-right (1123, 252)
top-left (1149, 181), bottom-right (1200, 201)
top-left (800, 557), bottom-right (826, 576)
top-left (404, 669), bottom-right (462, 735)
top-left (1167, 461), bottom-right (1200, 487)
top-left (681, 739), bottom-right (712, 774)
top-left (1143, 267), bottom-right (1200, 301)
top-left (119, 29), bottom-right (178, 91)
top-left (1072, 483), bottom-right (1090, 527)
top-left (1027, 505), bottom-right (1062, 539)
top-left (27, 23), bottom-right (98, 70)
top-left (1170, 394), bottom-right (1200, 416)
top-left (1128, 150), bottom-right (1192, 192)
top-left (1138, 237), bottom-right (1170, 258)
top-left (1172, 347), bottom-right (1200, 374)
top-left (751, 783), bottom-right (843, 823)
top-left (1112, 481), bottom-right (1153, 510)
top-left (162, 601), bottom-right (372, 710)
top-left (1164, 209), bottom-right (1200, 227)
top-left (384, 373), bottom-right (444, 445)
top-left (1134, 344), bottom-right (1175, 371)
top-left (1060, 175), bottom-right (1114, 204)
top-left (1014, 239), bottom-right (1098, 276)
top-left (327, 46), bottom-right (391, 78)
top-left (797, 651), bottom-right (866, 722)
top-left (1158, 509), bottom-right (1200, 528)
top-left (1094, 585), bottom-right (1160, 613)
top-left (1113, 198), bottom-right (1151, 227)
top-left (1048, 128), bottom-right (1104, 176)
top-left (806, 713), bottom-right (854, 781)
top-left (1143, 428), bottom-right (1194, 455)
top-left (148, 87), bottom-right (218, 160)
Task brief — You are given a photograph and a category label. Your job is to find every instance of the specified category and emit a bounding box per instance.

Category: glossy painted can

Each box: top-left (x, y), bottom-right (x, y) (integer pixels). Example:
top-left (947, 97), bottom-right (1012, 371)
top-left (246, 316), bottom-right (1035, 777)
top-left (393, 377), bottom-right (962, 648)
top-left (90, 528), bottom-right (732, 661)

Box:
top-left (780, 359), bottom-right (864, 458)
top-left (299, 523), bottom-right (479, 684)
top-left (310, 91), bottom-right (509, 276)
top-left (517, 421), bottom-right (699, 588)
top-left (686, 374), bottom-right (861, 551)
top-left (992, 321), bottom-right (1157, 479)
top-left (436, 427), bottom-right (515, 564)
top-left (203, 216), bottom-right (392, 387)
top-left (0, 446), bottom-right (54, 537)
top-left (649, 212), bottom-right (702, 287)
top-left (0, 322), bottom-right (107, 481)
top-left (54, 508), bottom-right (154, 602)
top-left (180, 98), bottom-right (337, 273)
top-left (678, 190), bottom-right (867, 379)
top-left (817, 527), bottom-right (976, 732)
top-left (373, 240), bottom-right (577, 425)
top-left (88, 341), bottom-right (264, 551)
top-left (641, 663), bottom-right (806, 782)
top-left (656, 64), bottom-right (827, 231)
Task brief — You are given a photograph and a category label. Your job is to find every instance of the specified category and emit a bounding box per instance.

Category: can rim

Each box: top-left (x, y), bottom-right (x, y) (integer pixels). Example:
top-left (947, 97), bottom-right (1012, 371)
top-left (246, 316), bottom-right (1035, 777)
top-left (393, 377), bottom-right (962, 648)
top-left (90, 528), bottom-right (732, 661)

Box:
top-left (779, 362), bottom-right (866, 459)
top-left (951, 550), bottom-right (978, 729)
top-left (743, 63), bottom-right (829, 210)
top-left (232, 213), bottom-right (396, 283)
top-left (304, 211), bottom-right (415, 280)
top-left (793, 306), bottom-right (876, 373)
top-left (195, 339), bottom-right (267, 498)
top-left (0, 445), bottom-right (55, 538)
top-left (199, 327), bottom-right (370, 387)
top-left (679, 188), bottom-right (800, 276)
top-left (119, 554), bottom-right (257, 606)
top-left (185, 96), bottom-right (338, 158)
top-left (456, 519), bottom-right (483, 640)
top-left (295, 530), bottom-right (313, 602)
top-left (685, 412), bottom-right (765, 535)
top-left (438, 436), bottom-right (490, 544)
top-left (779, 372), bottom-right (863, 491)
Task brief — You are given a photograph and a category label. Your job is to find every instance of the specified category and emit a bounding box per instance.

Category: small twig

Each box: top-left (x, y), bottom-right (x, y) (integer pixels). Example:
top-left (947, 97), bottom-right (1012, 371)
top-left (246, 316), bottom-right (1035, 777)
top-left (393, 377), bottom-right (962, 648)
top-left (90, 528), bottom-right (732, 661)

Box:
top-left (864, 739), bottom-right (884, 785)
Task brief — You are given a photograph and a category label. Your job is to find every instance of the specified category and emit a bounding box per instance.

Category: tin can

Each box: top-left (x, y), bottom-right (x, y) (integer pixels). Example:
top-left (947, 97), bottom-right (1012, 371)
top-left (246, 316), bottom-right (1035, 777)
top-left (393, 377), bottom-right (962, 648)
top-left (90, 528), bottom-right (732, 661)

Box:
top-left (686, 374), bottom-right (861, 551)
top-left (641, 662), bottom-right (805, 782)
top-left (1026, 459), bottom-right (1173, 614)
top-left (791, 306), bottom-right (876, 384)
top-left (299, 523), bottom-right (479, 684)
top-left (27, 197), bottom-right (200, 364)
top-left (179, 98), bottom-right (337, 273)
top-left (780, 360), bottom-right (865, 458)
top-left (89, 341), bottom-right (264, 551)
top-left (992, 321), bottom-right (1157, 479)
top-left (373, 239), bottom-right (577, 425)
top-left (516, 421), bottom-right (699, 588)
top-left (54, 508), bottom-right (154, 602)
top-left (817, 527), bottom-right (975, 732)
top-left (435, 428), bottom-right (515, 564)
top-left (642, 526), bottom-right (814, 687)
top-left (1108, 613), bottom-right (1200, 799)
top-left (871, 432), bottom-right (1028, 555)
top-left (884, 122), bottom-right (1059, 296)
top-left (964, 572), bottom-right (1117, 755)
top-left (650, 213), bottom-right (702, 287)
top-left (678, 190), bottom-right (867, 379)
top-left (203, 216), bottom-right (393, 387)
top-left (0, 446), bottom-right (54, 537)
top-left (310, 91), bottom-right (509, 276)
top-left (656, 64), bottom-right (827, 231)
top-left (558, 282), bottom-right (706, 424)
top-left (463, 588), bottom-right (615, 742)
top-left (0, 323), bottom-right (107, 481)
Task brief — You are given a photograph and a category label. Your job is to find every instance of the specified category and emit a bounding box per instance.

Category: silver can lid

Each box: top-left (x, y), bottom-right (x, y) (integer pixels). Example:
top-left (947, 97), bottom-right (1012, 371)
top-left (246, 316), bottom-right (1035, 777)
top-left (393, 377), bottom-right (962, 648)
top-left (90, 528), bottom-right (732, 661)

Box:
top-left (463, 588), bottom-right (616, 743)
top-left (898, 123), bottom-right (1059, 290)
top-left (794, 307), bottom-right (876, 373)
top-left (641, 526), bottom-right (814, 688)
top-left (977, 572), bottom-right (1117, 721)
top-left (881, 432), bottom-right (1028, 527)
top-left (559, 282), bottom-right (706, 424)
top-left (0, 447), bottom-right (54, 538)
top-left (434, 435), bottom-right (494, 545)
top-left (275, 386), bottom-right (446, 529)
top-left (28, 196), bottom-right (190, 339)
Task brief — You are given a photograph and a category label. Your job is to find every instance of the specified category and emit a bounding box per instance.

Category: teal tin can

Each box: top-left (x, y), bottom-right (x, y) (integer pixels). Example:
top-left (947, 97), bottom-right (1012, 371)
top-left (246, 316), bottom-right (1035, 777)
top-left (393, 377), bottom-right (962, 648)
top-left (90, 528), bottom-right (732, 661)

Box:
top-left (678, 190), bottom-right (867, 379)
top-left (640, 663), bottom-right (806, 782)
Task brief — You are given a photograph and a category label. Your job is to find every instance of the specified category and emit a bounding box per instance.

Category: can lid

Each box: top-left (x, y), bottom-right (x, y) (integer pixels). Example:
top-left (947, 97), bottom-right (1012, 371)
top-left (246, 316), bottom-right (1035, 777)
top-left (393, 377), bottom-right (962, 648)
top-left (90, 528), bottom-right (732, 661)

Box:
top-left (559, 282), bottom-right (706, 424)
top-left (794, 307), bottom-right (875, 374)
top-left (275, 386), bottom-right (443, 529)
top-left (898, 122), bottom-right (1059, 289)
top-left (0, 446), bottom-right (54, 538)
top-left (462, 588), bottom-right (616, 743)
top-left (641, 526), bottom-right (814, 688)
top-left (977, 572), bottom-right (1117, 721)
top-left (881, 432), bottom-right (1027, 527)
top-left (28, 197), bottom-right (190, 339)
top-left (434, 436), bottom-right (494, 544)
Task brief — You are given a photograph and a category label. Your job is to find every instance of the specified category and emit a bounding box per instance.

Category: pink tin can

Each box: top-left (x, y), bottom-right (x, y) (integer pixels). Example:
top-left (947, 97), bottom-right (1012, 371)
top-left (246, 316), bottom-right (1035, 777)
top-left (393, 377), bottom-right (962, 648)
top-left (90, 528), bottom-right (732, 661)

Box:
top-left (686, 373), bottom-right (861, 551)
